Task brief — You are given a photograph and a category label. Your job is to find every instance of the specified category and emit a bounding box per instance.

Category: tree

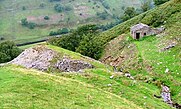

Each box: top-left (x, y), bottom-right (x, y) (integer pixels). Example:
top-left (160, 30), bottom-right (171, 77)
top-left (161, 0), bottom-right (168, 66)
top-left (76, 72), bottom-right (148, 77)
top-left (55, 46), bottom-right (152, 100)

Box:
top-left (122, 7), bottom-right (137, 21)
top-left (21, 18), bottom-right (36, 29)
top-left (54, 4), bottom-right (64, 12)
top-left (154, 0), bottom-right (169, 6)
top-left (76, 33), bottom-right (103, 59)
top-left (141, 1), bottom-right (151, 12)
top-left (0, 41), bottom-right (21, 63)
top-left (124, 7), bottom-right (137, 18)
top-left (48, 24), bottom-right (99, 52)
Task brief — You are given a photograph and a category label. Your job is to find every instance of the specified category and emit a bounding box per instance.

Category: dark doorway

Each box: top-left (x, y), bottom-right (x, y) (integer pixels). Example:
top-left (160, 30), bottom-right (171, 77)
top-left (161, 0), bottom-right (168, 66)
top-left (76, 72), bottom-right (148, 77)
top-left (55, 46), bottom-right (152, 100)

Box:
top-left (136, 33), bottom-right (140, 39)
top-left (144, 33), bottom-right (146, 36)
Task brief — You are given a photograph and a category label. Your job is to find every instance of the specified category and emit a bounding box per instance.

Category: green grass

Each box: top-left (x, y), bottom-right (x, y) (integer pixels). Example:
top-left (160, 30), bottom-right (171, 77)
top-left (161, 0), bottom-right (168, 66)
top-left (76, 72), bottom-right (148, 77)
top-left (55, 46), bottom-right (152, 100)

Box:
top-left (0, 64), bottom-right (171, 109)
top-left (100, 0), bottom-right (181, 104)
top-left (0, 43), bottom-right (174, 108)
top-left (95, 0), bottom-right (181, 47)
top-left (0, 65), bottom-right (142, 109)
top-left (46, 44), bottom-right (110, 69)
top-left (133, 36), bottom-right (181, 103)
top-left (0, 0), bottom-right (142, 44)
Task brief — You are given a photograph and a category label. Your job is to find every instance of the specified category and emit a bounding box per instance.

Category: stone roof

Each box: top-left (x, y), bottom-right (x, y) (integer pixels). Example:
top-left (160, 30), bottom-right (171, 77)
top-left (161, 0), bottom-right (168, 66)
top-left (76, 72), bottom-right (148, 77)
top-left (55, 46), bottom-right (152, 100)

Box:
top-left (131, 23), bottom-right (150, 31)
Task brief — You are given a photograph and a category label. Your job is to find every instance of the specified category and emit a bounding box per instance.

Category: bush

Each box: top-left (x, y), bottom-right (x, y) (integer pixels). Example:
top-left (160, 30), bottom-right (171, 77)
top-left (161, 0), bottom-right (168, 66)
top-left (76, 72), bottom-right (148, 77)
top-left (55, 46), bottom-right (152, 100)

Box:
top-left (154, 0), bottom-right (169, 6)
top-left (44, 16), bottom-right (50, 20)
top-left (0, 41), bottom-right (21, 63)
top-left (21, 18), bottom-right (36, 29)
top-left (49, 28), bottom-right (69, 36)
top-left (28, 22), bottom-right (36, 29)
top-left (21, 18), bottom-right (28, 26)
top-left (54, 4), bottom-right (64, 12)
top-left (59, 28), bottom-right (69, 34)
top-left (22, 6), bottom-right (26, 10)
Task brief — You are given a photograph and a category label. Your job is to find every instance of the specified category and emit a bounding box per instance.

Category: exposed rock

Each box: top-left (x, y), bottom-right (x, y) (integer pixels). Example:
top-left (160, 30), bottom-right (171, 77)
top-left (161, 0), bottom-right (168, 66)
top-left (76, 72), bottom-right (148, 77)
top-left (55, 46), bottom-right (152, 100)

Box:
top-left (11, 46), bottom-right (57, 71)
top-left (107, 84), bottom-right (112, 87)
top-left (110, 75), bottom-right (114, 79)
top-left (160, 42), bottom-right (177, 52)
top-left (56, 57), bottom-right (94, 72)
top-left (161, 85), bottom-right (173, 105)
top-left (10, 45), bottom-right (94, 72)
top-left (165, 68), bottom-right (169, 73)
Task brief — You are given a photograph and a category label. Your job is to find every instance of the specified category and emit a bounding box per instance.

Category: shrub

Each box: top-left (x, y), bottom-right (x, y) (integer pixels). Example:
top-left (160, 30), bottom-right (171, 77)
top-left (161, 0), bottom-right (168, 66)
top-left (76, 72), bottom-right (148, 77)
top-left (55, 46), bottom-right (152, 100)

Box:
top-left (22, 6), bottom-right (26, 10)
top-left (44, 16), bottom-right (50, 20)
top-left (54, 4), bottom-right (64, 12)
top-left (21, 18), bottom-right (36, 29)
top-left (0, 41), bottom-right (21, 63)
top-left (154, 0), bottom-right (169, 6)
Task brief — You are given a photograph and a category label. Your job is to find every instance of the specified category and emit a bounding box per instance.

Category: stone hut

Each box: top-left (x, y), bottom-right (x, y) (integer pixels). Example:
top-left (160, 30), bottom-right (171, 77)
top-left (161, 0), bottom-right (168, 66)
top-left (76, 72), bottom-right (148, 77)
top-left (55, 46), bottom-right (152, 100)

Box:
top-left (130, 23), bottom-right (164, 39)
top-left (130, 23), bottom-right (152, 39)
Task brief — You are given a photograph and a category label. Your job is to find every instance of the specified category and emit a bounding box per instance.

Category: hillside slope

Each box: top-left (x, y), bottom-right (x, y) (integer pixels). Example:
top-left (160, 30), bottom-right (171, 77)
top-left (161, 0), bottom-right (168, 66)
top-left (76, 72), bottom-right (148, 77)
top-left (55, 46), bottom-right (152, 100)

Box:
top-left (100, 0), bottom-right (181, 105)
top-left (0, 44), bottom-right (172, 108)
top-left (0, 65), bottom-right (142, 109)
top-left (0, 0), bottom-right (143, 44)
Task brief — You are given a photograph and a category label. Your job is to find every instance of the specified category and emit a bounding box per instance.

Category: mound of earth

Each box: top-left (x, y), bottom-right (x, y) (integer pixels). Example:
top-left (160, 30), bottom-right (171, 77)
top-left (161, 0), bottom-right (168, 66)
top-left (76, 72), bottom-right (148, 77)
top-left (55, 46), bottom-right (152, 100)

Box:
top-left (11, 45), bottom-right (93, 72)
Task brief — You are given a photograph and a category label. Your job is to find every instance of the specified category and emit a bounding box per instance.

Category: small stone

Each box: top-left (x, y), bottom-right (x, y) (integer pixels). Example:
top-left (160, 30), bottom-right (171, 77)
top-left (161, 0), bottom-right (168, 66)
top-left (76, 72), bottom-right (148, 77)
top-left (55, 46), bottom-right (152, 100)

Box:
top-left (125, 73), bottom-right (131, 77)
top-left (165, 68), bottom-right (169, 73)
top-left (110, 75), bottom-right (114, 79)
top-left (130, 76), bottom-right (134, 80)
top-left (107, 84), bottom-right (112, 87)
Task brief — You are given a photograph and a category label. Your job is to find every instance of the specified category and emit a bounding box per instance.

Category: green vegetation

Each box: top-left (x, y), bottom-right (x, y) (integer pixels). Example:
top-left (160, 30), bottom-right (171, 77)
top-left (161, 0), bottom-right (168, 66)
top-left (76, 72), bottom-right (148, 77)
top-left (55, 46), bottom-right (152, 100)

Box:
top-left (0, 65), bottom-right (140, 109)
top-left (0, 44), bottom-right (172, 108)
top-left (54, 4), bottom-right (64, 13)
top-left (49, 28), bottom-right (69, 36)
top-left (0, 0), bottom-right (143, 44)
top-left (154, 0), bottom-right (170, 5)
top-left (0, 41), bottom-right (21, 63)
top-left (21, 18), bottom-right (36, 29)
top-left (100, 0), bottom-right (181, 104)
top-left (141, 0), bottom-right (152, 12)
top-left (44, 16), bottom-right (50, 20)
top-left (122, 7), bottom-right (137, 21)
top-left (49, 0), bottom-right (180, 60)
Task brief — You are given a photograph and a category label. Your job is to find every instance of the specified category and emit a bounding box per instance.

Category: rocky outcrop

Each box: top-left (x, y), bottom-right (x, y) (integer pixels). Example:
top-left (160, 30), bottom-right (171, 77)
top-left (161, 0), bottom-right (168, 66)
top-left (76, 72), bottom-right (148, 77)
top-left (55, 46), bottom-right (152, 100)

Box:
top-left (10, 45), bottom-right (94, 72)
top-left (161, 85), bottom-right (173, 105)
top-left (56, 57), bottom-right (94, 72)
top-left (160, 42), bottom-right (176, 52)
top-left (11, 46), bottom-right (56, 71)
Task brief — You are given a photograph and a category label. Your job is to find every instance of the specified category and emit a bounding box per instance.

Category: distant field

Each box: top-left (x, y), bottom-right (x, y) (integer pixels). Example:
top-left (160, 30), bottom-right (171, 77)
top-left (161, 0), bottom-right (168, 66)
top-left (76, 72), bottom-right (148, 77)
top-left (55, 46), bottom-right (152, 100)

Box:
top-left (0, 0), bottom-right (143, 44)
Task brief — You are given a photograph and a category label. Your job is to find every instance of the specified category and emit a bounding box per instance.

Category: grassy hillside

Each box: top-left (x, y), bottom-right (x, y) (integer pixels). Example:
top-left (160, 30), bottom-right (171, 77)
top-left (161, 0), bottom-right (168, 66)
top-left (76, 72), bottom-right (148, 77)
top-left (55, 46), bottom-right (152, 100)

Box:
top-left (0, 0), bottom-right (143, 44)
top-left (0, 65), bottom-right (142, 109)
top-left (100, 0), bottom-right (181, 104)
top-left (0, 43), bottom-right (172, 108)
top-left (96, 0), bottom-right (181, 45)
